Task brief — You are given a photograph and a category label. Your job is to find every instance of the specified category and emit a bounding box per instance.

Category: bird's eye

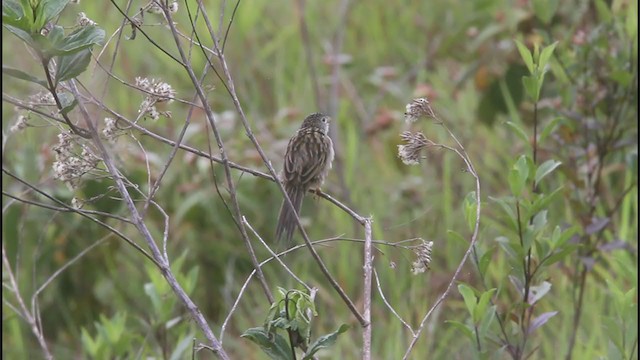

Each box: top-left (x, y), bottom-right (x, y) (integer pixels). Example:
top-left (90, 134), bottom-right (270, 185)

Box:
top-left (322, 118), bottom-right (328, 123)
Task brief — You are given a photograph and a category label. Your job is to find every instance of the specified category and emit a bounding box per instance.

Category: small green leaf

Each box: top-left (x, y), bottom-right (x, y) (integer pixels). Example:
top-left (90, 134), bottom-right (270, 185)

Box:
top-left (531, 210), bottom-right (548, 233)
top-left (241, 327), bottom-right (293, 360)
top-left (532, 0), bottom-right (559, 25)
top-left (505, 121), bottom-right (530, 145)
top-left (515, 40), bottom-right (534, 73)
top-left (446, 320), bottom-right (475, 341)
top-left (3, 65), bottom-right (47, 87)
top-left (539, 117), bottom-right (564, 144)
top-left (302, 324), bottom-right (349, 359)
top-left (541, 244), bottom-right (579, 266)
top-left (508, 155), bottom-right (530, 196)
top-left (474, 289), bottom-right (497, 323)
top-left (538, 41), bottom-right (558, 71)
top-left (56, 48), bottom-right (92, 83)
top-left (522, 75), bottom-right (540, 102)
top-left (534, 160), bottom-right (562, 186)
top-left (490, 196), bottom-right (518, 231)
top-left (464, 191), bottom-right (478, 232)
top-left (479, 247), bottom-right (494, 276)
top-left (458, 284), bottom-right (477, 320)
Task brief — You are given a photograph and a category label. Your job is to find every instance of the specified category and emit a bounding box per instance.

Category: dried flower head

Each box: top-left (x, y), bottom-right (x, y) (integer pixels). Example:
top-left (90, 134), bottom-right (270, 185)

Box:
top-left (148, 1), bottom-right (179, 14)
top-left (398, 131), bottom-right (431, 165)
top-left (76, 12), bottom-right (97, 27)
top-left (135, 77), bottom-right (176, 120)
top-left (410, 239), bottom-right (433, 275)
top-left (404, 97), bottom-right (437, 123)
top-left (102, 117), bottom-right (119, 142)
top-left (52, 132), bottom-right (101, 189)
top-left (10, 115), bottom-right (28, 133)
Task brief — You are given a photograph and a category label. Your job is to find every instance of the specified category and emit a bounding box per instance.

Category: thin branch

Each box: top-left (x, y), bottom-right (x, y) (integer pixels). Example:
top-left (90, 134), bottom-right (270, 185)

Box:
top-left (362, 217), bottom-right (373, 360)
top-left (2, 245), bottom-right (53, 360)
top-left (243, 216), bottom-right (312, 292)
top-left (373, 269), bottom-right (415, 336)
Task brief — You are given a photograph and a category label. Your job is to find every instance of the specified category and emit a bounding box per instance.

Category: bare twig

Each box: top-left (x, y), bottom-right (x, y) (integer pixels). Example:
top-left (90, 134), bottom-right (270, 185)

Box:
top-left (2, 245), bottom-right (53, 360)
top-left (373, 269), bottom-right (415, 336)
top-left (362, 217), bottom-right (374, 360)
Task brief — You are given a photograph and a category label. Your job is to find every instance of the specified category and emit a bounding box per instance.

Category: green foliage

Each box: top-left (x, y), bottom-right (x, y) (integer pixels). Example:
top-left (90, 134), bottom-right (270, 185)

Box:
top-left (242, 288), bottom-right (348, 359)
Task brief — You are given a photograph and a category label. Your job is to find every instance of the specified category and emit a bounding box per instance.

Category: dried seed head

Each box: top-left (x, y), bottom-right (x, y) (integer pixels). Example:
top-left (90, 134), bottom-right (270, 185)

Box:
top-left (10, 115), bottom-right (28, 133)
top-left (77, 12), bottom-right (97, 27)
top-left (404, 97), bottom-right (437, 123)
top-left (411, 240), bottom-right (433, 275)
top-left (398, 131), bottom-right (431, 165)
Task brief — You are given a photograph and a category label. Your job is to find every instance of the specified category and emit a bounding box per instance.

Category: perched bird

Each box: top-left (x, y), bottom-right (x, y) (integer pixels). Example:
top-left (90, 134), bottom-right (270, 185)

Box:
top-left (275, 112), bottom-right (335, 244)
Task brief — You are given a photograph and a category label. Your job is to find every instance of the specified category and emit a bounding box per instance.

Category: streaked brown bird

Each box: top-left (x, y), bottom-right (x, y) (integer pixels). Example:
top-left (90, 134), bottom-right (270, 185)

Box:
top-left (275, 112), bottom-right (334, 244)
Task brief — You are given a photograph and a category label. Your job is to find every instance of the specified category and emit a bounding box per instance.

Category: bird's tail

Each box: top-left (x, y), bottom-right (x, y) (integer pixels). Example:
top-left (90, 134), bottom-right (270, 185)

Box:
top-left (275, 185), bottom-right (305, 245)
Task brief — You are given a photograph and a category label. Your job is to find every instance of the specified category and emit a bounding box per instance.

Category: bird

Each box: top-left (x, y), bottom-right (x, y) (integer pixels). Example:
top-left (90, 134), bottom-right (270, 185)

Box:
top-left (275, 112), bottom-right (335, 245)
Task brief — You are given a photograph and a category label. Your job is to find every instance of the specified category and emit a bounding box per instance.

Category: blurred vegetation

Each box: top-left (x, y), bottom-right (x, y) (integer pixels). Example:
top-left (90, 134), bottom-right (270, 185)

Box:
top-left (2, 0), bottom-right (637, 359)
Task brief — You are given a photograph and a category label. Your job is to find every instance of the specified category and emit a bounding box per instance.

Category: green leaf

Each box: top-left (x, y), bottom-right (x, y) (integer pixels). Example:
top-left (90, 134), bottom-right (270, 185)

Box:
top-left (539, 117), bottom-right (564, 144)
top-left (522, 75), bottom-right (540, 102)
top-left (508, 155), bottom-right (530, 196)
top-left (302, 324), bottom-right (349, 359)
top-left (464, 191), bottom-right (478, 232)
top-left (3, 65), bottom-right (47, 87)
top-left (51, 25), bottom-right (105, 56)
top-left (541, 244), bottom-right (579, 267)
top-left (34, 0), bottom-right (69, 31)
top-left (57, 91), bottom-right (76, 115)
top-left (241, 327), bottom-right (293, 360)
top-left (534, 160), bottom-right (562, 186)
top-left (458, 284), bottom-right (477, 321)
top-left (530, 187), bottom-right (563, 215)
top-left (2, 1), bottom-right (32, 32)
top-left (515, 40), bottom-right (534, 73)
top-left (478, 247), bottom-right (494, 277)
top-left (489, 196), bottom-right (518, 231)
top-left (505, 121), bottom-right (530, 145)
top-left (532, 0), bottom-right (559, 25)
top-left (474, 289), bottom-right (497, 324)
top-left (531, 210), bottom-right (548, 233)
top-left (538, 41), bottom-right (558, 71)
top-left (446, 320), bottom-right (475, 341)
top-left (56, 48), bottom-right (92, 83)
top-left (3, 24), bottom-right (35, 47)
